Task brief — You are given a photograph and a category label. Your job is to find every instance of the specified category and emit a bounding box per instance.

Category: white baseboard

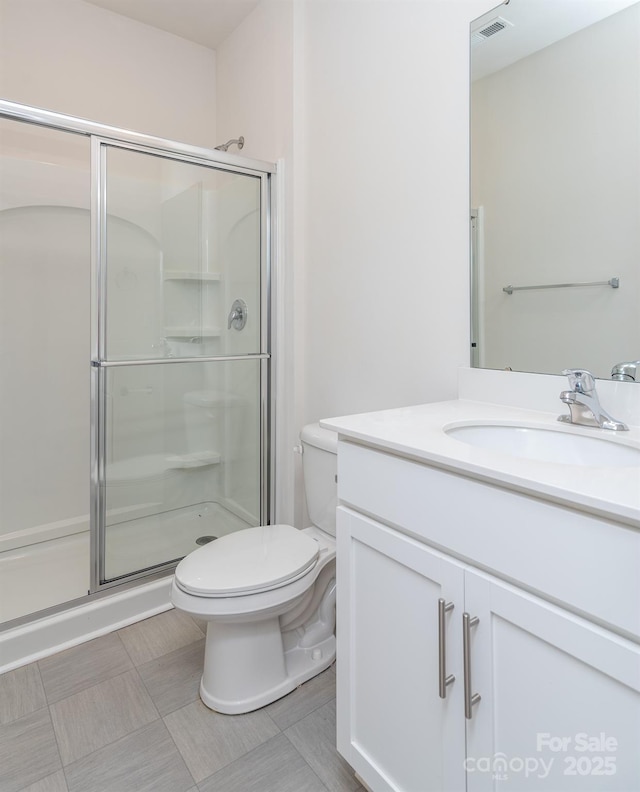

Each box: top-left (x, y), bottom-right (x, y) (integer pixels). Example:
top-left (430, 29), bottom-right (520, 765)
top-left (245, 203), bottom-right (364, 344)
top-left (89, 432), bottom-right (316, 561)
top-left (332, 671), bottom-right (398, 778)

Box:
top-left (0, 576), bottom-right (173, 674)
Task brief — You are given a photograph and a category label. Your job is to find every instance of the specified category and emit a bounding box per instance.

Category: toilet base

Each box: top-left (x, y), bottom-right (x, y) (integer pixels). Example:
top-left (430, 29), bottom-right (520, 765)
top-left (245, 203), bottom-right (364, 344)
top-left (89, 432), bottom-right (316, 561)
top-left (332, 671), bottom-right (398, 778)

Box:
top-left (197, 572), bottom-right (337, 715)
top-left (171, 533), bottom-right (337, 715)
top-left (200, 629), bottom-right (335, 715)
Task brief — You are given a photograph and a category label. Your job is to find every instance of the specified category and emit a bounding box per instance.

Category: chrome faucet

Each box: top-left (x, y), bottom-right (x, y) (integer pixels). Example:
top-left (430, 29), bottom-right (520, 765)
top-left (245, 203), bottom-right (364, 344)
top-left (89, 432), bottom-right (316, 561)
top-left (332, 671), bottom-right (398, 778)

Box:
top-left (611, 360), bottom-right (640, 382)
top-left (559, 369), bottom-right (628, 431)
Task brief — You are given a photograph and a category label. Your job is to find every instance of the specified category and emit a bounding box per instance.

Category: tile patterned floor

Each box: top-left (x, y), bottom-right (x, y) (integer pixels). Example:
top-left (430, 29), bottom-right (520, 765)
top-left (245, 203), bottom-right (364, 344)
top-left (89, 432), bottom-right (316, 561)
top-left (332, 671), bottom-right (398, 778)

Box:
top-left (0, 610), bottom-right (362, 792)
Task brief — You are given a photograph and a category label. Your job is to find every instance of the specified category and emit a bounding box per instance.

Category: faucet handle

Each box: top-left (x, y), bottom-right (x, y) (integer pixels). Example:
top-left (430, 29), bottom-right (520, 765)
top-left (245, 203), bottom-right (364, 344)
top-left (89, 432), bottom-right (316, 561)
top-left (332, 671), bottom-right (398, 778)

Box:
top-left (562, 368), bottom-right (596, 393)
top-left (611, 360), bottom-right (640, 382)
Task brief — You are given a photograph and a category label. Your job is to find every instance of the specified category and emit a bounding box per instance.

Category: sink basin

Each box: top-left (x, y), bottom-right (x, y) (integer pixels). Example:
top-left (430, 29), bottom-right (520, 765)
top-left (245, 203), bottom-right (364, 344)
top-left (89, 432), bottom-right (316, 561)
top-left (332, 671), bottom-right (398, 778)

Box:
top-left (445, 424), bottom-right (640, 467)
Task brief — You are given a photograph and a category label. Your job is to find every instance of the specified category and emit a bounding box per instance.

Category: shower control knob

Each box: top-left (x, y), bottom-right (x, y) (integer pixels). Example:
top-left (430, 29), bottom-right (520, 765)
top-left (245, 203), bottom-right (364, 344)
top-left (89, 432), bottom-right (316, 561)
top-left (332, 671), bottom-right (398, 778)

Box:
top-left (227, 299), bottom-right (248, 331)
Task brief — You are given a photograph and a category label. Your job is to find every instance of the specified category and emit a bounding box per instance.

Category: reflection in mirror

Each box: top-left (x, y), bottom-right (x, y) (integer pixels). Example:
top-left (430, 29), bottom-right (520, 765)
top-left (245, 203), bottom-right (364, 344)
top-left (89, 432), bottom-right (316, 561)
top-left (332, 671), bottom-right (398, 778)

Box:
top-left (470, 0), bottom-right (640, 380)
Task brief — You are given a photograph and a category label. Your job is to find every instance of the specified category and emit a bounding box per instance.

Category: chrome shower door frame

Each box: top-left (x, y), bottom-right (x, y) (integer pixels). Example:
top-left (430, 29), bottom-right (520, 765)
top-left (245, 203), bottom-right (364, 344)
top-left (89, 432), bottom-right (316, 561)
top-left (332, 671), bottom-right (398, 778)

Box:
top-left (90, 136), bottom-right (275, 592)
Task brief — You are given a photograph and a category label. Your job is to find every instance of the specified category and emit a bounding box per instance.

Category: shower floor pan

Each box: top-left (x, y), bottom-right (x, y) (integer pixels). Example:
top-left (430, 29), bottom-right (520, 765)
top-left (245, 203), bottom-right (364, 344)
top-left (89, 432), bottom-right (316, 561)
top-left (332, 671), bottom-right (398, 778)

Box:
top-left (104, 500), bottom-right (253, 580)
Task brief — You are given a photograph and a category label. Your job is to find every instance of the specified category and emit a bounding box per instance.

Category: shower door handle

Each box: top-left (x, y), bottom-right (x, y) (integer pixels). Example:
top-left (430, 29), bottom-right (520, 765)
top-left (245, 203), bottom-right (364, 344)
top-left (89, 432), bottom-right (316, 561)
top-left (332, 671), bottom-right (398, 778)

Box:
top-left (228, 299), bottom-right (248, 330)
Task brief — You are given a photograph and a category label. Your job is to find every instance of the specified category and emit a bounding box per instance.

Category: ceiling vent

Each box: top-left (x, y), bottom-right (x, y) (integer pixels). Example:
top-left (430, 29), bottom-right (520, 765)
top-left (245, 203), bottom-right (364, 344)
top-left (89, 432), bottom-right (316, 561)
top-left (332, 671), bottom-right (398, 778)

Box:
top-left (471, 16), bottom-right (514, 47)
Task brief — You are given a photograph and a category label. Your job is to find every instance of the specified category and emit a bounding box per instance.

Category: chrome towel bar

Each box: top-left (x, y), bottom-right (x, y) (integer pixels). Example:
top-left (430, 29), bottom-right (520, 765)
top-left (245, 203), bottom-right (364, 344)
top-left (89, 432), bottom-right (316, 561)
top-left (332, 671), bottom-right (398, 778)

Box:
top-left (503, 277), bottom-right (619, 295)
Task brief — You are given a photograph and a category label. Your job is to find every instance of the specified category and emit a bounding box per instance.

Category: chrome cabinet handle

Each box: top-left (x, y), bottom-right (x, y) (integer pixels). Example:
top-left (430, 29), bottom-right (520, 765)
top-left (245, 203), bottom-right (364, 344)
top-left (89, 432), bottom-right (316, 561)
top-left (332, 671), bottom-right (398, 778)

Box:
top-left (463, 612), bottom-right (481, 719)
top-left (438, 598), bottom-right (455, 698)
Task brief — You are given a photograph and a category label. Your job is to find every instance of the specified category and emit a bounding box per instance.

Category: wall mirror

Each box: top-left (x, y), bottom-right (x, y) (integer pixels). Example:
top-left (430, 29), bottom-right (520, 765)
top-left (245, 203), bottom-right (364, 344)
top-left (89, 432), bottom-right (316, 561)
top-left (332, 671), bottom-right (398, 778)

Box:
top-left (470, 0), bottom-right (640, 381)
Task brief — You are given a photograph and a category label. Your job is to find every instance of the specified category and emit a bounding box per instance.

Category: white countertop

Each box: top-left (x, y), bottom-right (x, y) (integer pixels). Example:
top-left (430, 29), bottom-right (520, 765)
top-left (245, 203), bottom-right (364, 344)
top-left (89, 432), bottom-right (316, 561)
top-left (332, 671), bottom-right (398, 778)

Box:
top-left (321, 400), bottom-right (640, 529)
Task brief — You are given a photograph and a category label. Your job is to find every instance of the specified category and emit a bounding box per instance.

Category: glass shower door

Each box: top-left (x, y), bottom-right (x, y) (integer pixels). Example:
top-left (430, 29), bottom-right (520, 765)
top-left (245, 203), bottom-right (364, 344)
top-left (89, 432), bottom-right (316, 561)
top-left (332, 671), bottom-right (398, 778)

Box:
top-left (94, 142), bottom-right (269, 586)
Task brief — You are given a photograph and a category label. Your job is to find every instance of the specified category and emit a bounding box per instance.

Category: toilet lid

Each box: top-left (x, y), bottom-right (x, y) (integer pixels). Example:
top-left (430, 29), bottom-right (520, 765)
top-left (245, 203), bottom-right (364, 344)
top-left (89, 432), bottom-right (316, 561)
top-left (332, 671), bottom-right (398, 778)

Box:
top-left (174, 524), bottom-right (320, 597)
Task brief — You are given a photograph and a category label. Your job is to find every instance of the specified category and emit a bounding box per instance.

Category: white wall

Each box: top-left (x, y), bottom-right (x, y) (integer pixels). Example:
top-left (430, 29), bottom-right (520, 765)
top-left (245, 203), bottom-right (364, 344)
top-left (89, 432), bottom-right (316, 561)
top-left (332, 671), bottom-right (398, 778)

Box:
top-left (216, 0), bottom-right (497, 524)
top-left (472, 4), bottom-right (640, 379)
top-left (300, 0), bottom-right (490, 424)
top-left (216, 0), bottom-right (293, 163)
top-left (0, 0), bottom-right (216, 146)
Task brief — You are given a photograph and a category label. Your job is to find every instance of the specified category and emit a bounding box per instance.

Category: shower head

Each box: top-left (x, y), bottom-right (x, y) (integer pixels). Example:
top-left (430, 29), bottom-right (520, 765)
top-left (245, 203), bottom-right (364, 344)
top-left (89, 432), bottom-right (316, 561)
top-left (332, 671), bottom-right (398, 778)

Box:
top-left (215, 136), bottom-right (245, 152)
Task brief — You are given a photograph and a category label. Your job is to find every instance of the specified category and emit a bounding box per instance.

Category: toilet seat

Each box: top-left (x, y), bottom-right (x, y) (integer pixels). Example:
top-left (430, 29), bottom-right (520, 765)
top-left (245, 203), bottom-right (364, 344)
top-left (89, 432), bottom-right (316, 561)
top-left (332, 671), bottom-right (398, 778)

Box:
top-left (174, 524), bottom-right (320, 598)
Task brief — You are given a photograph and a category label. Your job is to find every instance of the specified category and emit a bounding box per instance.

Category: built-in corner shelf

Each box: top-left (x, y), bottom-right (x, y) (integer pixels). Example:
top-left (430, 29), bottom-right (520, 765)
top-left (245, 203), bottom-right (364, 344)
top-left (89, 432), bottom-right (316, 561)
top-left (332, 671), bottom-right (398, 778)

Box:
top-left (165, 450), bottom-right (222, 469)
top-left (164, 326), bottom-right (222, 338)
top-left (163, 271), bottom-right (221, 282)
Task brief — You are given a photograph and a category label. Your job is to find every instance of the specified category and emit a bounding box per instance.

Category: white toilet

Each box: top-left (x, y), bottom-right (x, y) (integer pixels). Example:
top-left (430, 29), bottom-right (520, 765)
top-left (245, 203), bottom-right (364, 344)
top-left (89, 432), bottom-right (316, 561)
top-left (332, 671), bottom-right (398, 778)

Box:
top-left (171, 423), bottom-right (337, 715)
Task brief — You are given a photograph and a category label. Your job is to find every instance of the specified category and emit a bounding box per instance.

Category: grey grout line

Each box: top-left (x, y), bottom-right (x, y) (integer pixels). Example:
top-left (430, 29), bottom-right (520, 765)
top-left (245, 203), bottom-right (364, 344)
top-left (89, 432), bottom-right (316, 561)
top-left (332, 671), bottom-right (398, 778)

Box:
top-left (34, 659), bottom-right (48, 705)
top-left (163, 721), bottom-right (199, 792)
top-left (115, 626), bottom-right (139, 668)
top-left (163, 720), bottom-right (199, 791)
top-left (135, 663), bottom-right (156, 713)
top-left (52, 667), bottom-right (164, 769)
top-left (160, 710), bottom-right (194, 783)
top-left (45, 692), bottom-right (67, 780)
top-left (61, 762), bottom-right (71, 792)
top-left (282, 731), bottom-right (333, 792)
top-left (266, 708), bottom-right (283, 734)
top-left (115, 629), bottom-right (134, 660)
top-left (27, 661), bottom-right (58, 759)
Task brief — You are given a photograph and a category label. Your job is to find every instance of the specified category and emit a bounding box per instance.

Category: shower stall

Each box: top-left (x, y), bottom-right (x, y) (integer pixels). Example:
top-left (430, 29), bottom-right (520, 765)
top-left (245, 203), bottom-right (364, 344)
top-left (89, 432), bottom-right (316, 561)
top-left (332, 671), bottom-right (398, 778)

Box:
top-left (0, 101), bottom-right (274, 638)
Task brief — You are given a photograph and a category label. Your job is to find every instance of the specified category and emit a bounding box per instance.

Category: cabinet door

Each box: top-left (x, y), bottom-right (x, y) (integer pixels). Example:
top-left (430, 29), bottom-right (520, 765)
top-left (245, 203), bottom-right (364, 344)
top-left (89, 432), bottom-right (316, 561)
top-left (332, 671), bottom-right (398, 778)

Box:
top-left (336, 506), bottom-right (466, 792)
top-left (465, 571), bottom-right (640, 791)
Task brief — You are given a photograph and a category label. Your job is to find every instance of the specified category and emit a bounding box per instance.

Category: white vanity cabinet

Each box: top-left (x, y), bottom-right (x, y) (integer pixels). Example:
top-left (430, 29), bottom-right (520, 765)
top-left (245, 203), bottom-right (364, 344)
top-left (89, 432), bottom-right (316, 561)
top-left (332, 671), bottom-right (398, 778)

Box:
top-left (336, 507), bottom-right (466, 792)
top-left (335, 440), bottom-right (640, 792)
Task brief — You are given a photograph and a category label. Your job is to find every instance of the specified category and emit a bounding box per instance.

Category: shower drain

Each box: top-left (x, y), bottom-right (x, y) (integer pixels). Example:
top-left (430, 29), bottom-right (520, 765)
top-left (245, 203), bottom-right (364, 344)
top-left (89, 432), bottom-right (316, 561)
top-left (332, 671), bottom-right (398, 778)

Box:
top-left (195, 535), bottom-right (217, 546)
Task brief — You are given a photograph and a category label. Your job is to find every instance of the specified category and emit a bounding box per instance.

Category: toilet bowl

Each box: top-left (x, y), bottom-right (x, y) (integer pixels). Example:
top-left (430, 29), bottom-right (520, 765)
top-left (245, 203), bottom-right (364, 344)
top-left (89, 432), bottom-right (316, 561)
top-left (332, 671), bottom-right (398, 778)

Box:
top-left (171, 423), bottom-right (337, 714)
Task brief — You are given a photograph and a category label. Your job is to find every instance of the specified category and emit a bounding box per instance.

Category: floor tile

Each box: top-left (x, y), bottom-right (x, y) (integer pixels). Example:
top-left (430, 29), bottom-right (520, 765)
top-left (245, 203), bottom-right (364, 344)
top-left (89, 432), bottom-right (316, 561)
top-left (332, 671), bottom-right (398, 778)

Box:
top-left (190, 616), bottom-right (208, 633)
top-left (118, 609), bottom-right (204, 666)
top-left (265, 667), bottom-right (336, 730)
top-left (164, 699), bottom-right (280, 783)
top-left (0, 663), bottom-right (47, 725)
top-left (50, 669), bottom-right (158, 765)
top-left (38, 632), bottom-right (133, 704)
top-left (18, 770), bottom-right (68, 792)
top-left (286, 700), bottom-right (361, 792)
top-left (137, 638), bottom-right (204, 716)
top-left (64, 720), bottom-right (194, 792)
top-left (0, 709), bottom-right (62, 792)
top-left (3, 610), bottom-right (349, 792)
top-left (199, 732), bottom-right (328, 792)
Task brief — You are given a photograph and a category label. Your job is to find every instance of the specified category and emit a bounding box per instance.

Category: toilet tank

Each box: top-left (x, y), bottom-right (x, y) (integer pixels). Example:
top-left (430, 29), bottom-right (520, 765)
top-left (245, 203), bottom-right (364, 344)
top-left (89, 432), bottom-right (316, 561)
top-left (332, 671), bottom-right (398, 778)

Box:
top-left (300, 423), bottom-right (338, 537)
